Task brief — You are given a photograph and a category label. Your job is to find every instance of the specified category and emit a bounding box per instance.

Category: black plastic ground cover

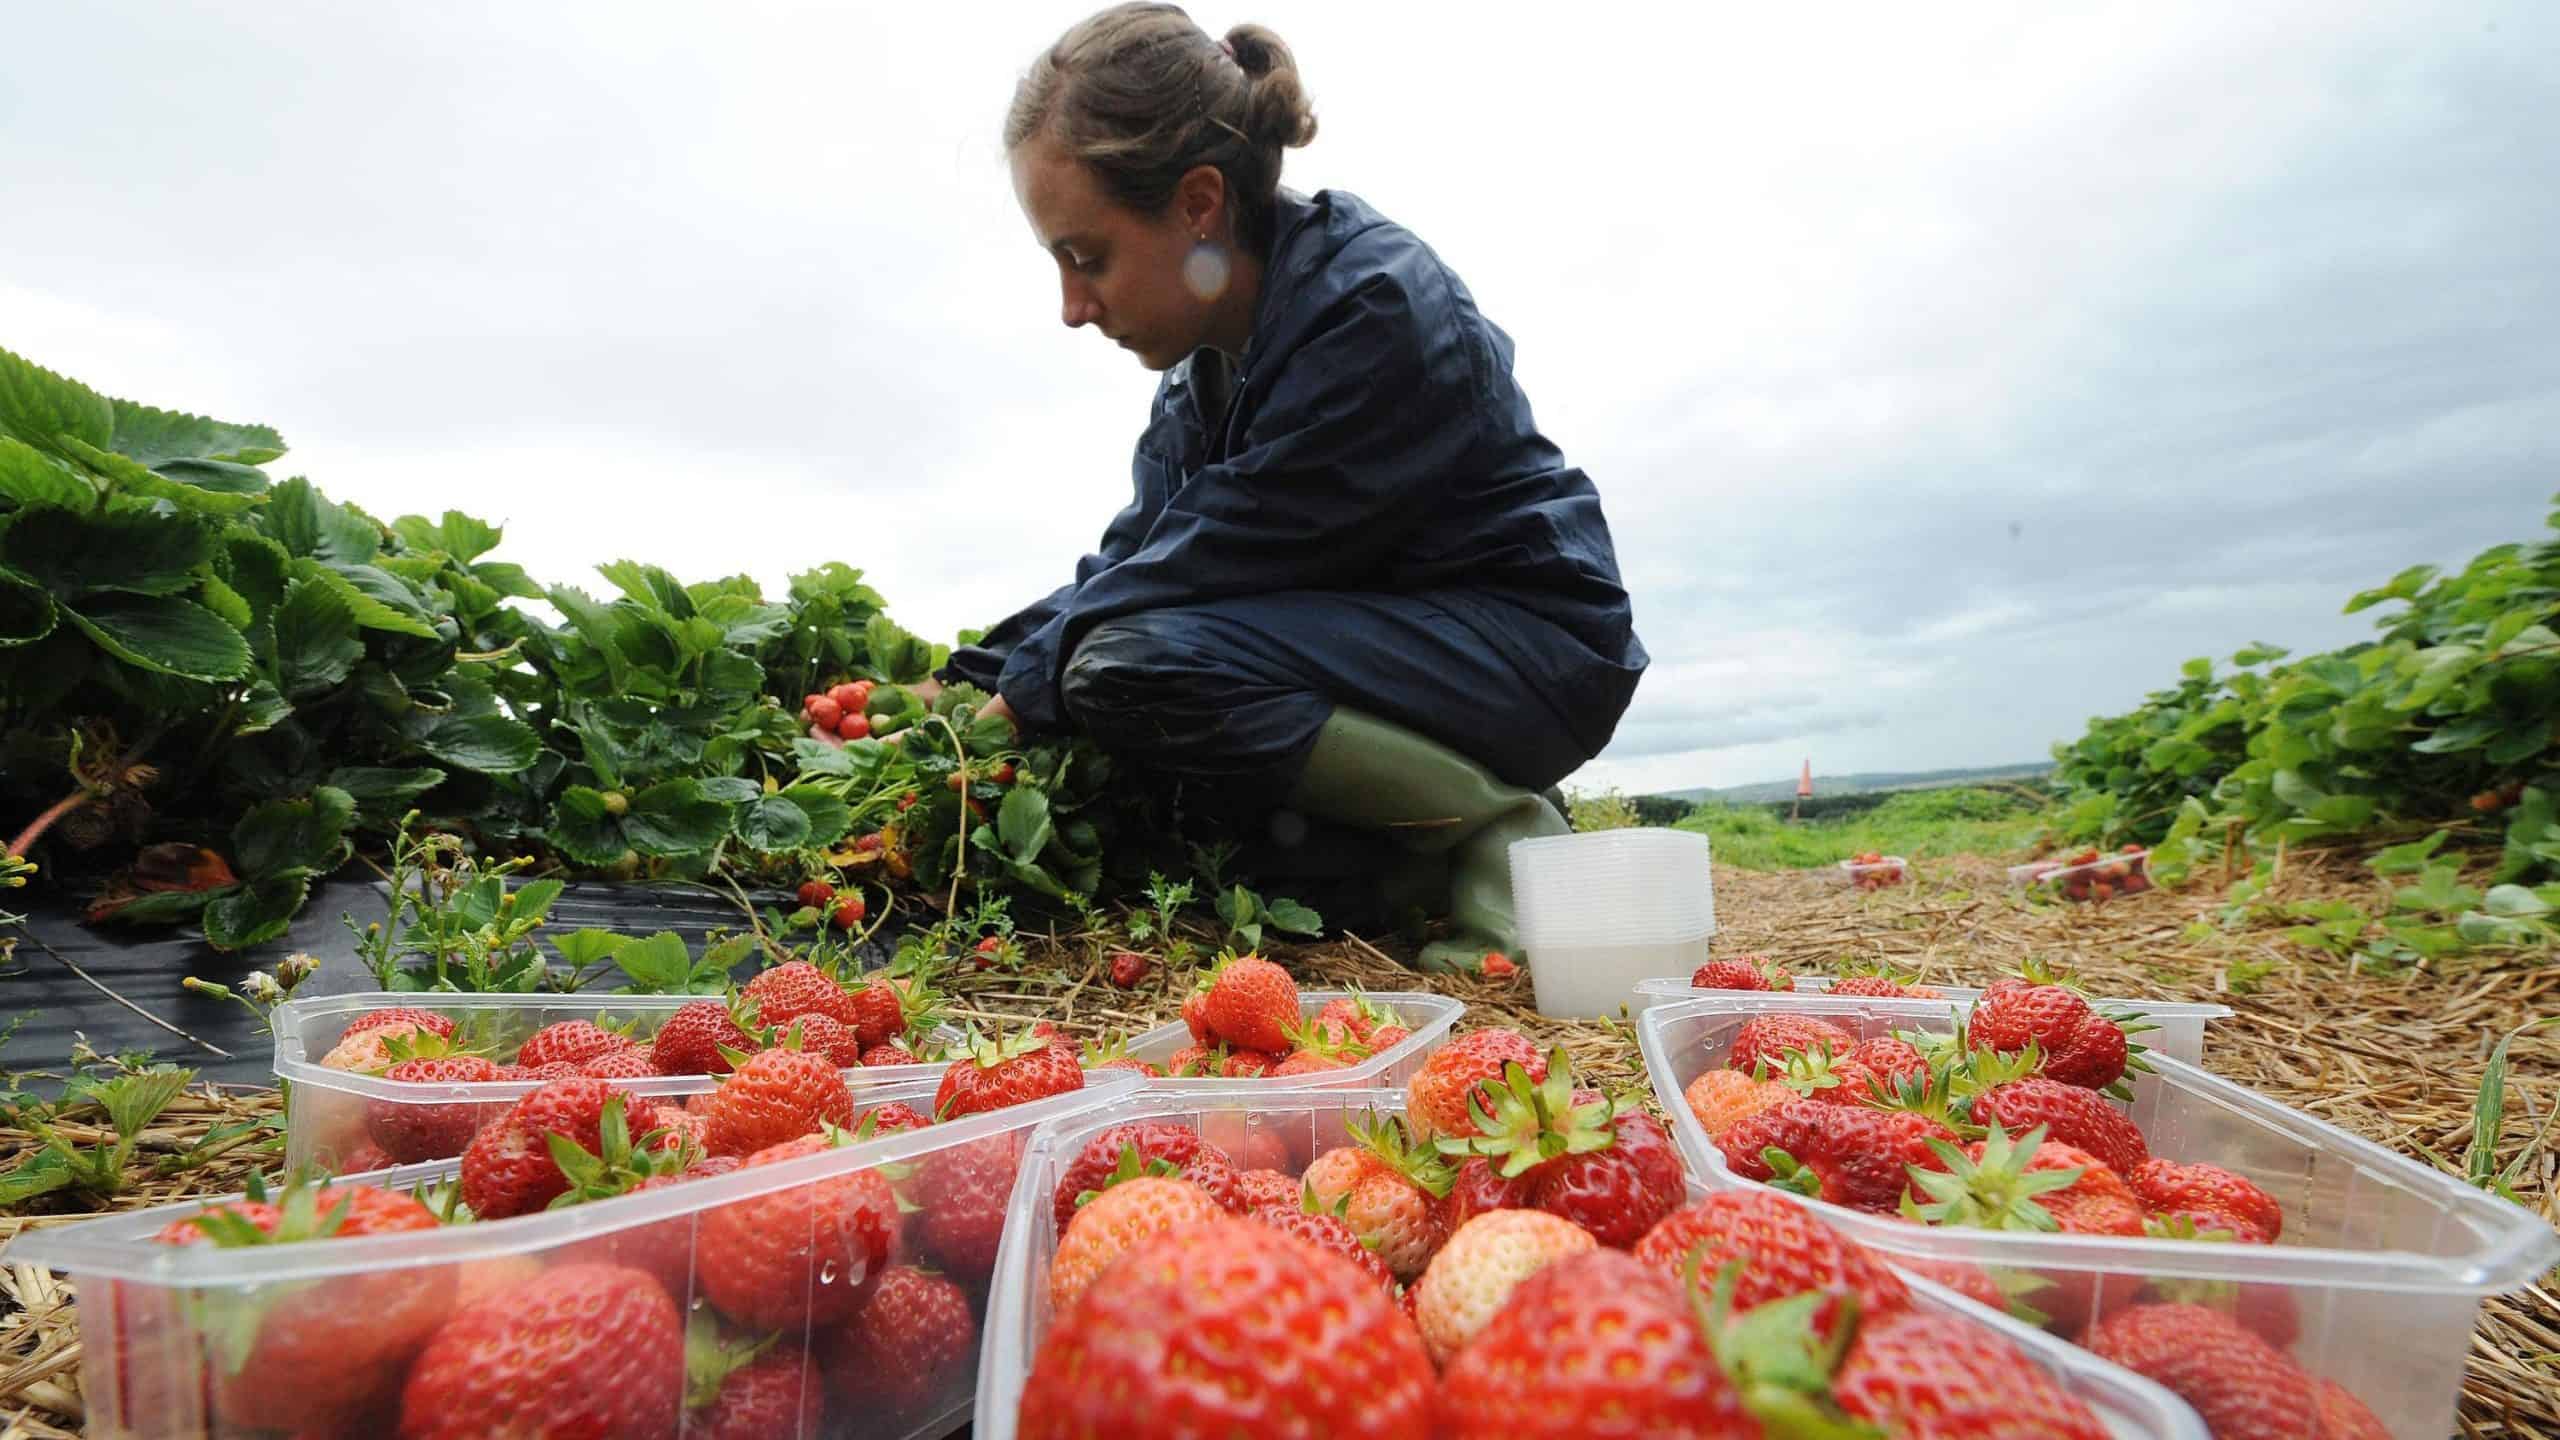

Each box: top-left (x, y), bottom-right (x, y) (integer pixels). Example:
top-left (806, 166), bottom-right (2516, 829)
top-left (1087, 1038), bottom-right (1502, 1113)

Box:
top-left (0, 873), bottom-right (860, 1086)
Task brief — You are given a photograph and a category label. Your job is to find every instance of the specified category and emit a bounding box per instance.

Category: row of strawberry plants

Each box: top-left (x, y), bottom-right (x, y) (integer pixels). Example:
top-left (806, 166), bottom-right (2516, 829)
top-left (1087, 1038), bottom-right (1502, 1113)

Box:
top-left (0, 343), bottom-right (1138, 951)
top-left (2047, 493), bottom-right (2560, 901)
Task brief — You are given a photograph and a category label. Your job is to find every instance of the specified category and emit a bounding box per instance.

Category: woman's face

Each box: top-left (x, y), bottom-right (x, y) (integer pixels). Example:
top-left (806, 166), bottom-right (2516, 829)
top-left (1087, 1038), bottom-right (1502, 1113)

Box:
top-left (1010, 131), bottom-right (1220, 371)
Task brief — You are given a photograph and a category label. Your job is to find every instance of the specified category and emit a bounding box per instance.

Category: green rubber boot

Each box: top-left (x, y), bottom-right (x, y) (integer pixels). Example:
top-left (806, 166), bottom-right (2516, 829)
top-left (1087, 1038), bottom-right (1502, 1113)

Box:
top-left (1284, 707), bottom-right (1569, 972)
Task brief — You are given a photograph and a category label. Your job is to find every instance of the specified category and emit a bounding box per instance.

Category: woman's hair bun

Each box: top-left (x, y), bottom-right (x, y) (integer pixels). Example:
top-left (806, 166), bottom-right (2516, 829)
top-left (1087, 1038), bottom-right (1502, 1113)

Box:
top-left (1224, 23), bottom-right (1319, 149)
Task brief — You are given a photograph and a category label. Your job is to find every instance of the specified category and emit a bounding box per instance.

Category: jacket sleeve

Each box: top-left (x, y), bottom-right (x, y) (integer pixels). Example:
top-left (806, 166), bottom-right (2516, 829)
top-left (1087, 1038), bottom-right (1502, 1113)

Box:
top-left (996, 268), bottom-right (1481, 733)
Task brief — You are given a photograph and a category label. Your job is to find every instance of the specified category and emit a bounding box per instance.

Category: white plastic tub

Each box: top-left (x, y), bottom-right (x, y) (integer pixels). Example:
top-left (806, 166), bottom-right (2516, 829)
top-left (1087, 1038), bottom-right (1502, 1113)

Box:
top-left (1629, 978), bottom-right (2233, 1067)
top-left (273, 990), bottom-right (953, 1172)
top-left (1639, 993), bottom-right (2560, 1439)
top-left (1510, 828), bottom-right (1715, 1018)
top-left (5, 1073), bottom-right (1142, 1440)
top-left (974, 1088), bottom-right (2209, 1440)
top-left (1121, 990), bottom-right (1463, 1092)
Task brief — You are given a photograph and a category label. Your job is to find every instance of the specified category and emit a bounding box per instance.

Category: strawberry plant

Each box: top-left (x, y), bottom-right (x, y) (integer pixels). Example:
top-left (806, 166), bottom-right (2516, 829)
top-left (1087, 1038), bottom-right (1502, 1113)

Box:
top-left (2052, 493), bottom-right (2560, 893)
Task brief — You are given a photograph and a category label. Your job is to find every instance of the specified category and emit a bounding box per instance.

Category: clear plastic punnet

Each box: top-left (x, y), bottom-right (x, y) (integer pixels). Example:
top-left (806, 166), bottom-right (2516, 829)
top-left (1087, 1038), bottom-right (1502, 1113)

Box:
top-left (1639, 992), bottom-right (2560, 1439)
top-left (1828, 854), bottom-right (1911, 890)
top-left (2009, 847), bottom-right (2157, 903)
top-left (273, 990), bottom-right (956, 1172)
top-left (974, 1088), bottom-right (2209, 1440)
top-left (4, 1073), bottom-right (1141, 1440)
top-left (1119, 989), bottom-right (1463, 1092)
top-left (1629, 978), bottom-right (2234, 1067)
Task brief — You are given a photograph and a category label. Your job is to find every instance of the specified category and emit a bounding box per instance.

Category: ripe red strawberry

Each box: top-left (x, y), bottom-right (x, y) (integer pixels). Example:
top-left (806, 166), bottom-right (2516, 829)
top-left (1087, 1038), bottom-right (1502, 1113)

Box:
top-left (852, 1100), bottom-right (929, 1136)
top-left (460, 1077), bottom-right (631, 1219)
top-left (697, 1132), bottom-right (899, 1329)
top-left (777, 1011), bottom-right (865, 1067)
top-left (825, 1265), bottom-right (978, 1425)
top-left (844, 981), bottom-right (903, 1049)
top-left (650, 999), bottom-right (754, 1074)
top-left (2132, 1157), bottom-right (2283, 1243)
top-left (1441, 1153), bottom-right (1534, 1231)
top-left (1725, 1013), bottom-right (1858, 1077)
top-left (909, 1132), bottom-right (1025, 1284)
top-left (1054, 1123), bottom-right (1243, 1232)
top-left (1718, 1096), bottom-right (1955, 1214)
top-left (1233, 1166), bottom-right (1300, 1211)
top-left (1165, 1042), bottom-right (1222, 1076)
top-left (1180, 984), bottom-right (1216, 1044)
top-left (1832, 1306), bottom-right (2112, 1439)
top-left (1827, 974), bottom-right (1943, 998)
top-left (577, 1044), bottom-right (658, 1081)
top-left (396, 1263), bottom-right (683, 1440)
top-left (1969, 983), bottom-right (2129, 1090)
top-left (702, 1044), bottom-right (855, 1156)
top-left (1690, 953), bottom-right (1792, 991)
top-left (1848, 1033), bottom-right (1929, 1086)
top-left (933, 1027), bottom-right (1084, 1119)
top-left (831, 894), bottom-right (866, 929)
top-left (2086, 1302), bottom-right (2322, 1440)
top-left (1202, 955), bottom-right (1300, 1053)
top-left (342, 1006), bottom-right (457, 1042)
top-left (1018, 1218), bottom-right (1434, 1438)
top-left (859, 1039), bottom-right (918, 1067)
top-left (148, 1182), bottom-right (452, 1432)
top-left (495, 1059), bottom-right (581, 1083)
top-left (1050, 1175), bottom-right (1230, 1312)
top-left (1477, 951), bottom-right (1517, 979)
top-left (1405, 1027), bottom-right (1544, 1141)
top-left (514, 1018), bottom-right (628, 1071)
top-left (1248, 1198), bottom-right (1398, 1294)
top-left (1300, 1114), bottom-right (1453, 1281)
top-left (808, 693), bottom-right (844, 730)
top-left (1440, 1048), bottom-right (1685, 1248)
top-left (741, 959), bottom-right (856, 1032)
top-left (796, 879), bottom-right (835, 909)
top-left (1435, 1248), bottom-right (1744, 1438)
top-left (555, 1170), bottom-right (701, 1298)
top-left (1312, 994), bottom-right (1376, 1042)
top-left (1970, 1077), bottom-right (2150, 1179)
top-left (686, 1347), bottom-right (824, 1440)
top-left (1106, 950), bottom-right (1152, 987)
top-left (1366, 1022), bottom-right (1413, 1050)
top-left (365, 1053), bottom-right (505, 1163)
top-left (1632, 1190), bottom-right (1908, 1339)
top-left (1221, 1048), bottom-right (1281, 1077)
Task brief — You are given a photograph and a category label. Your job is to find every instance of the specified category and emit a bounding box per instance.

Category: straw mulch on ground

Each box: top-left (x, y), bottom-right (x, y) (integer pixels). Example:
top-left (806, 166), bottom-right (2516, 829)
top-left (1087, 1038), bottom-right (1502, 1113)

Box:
top-left (4, 847), bottom-right (2555, 1437)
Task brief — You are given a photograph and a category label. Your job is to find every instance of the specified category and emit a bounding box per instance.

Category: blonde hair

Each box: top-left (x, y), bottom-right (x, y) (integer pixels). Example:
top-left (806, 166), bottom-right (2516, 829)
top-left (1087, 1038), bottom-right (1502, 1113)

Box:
top-left (1006, 3), bottom-right (1318, 251)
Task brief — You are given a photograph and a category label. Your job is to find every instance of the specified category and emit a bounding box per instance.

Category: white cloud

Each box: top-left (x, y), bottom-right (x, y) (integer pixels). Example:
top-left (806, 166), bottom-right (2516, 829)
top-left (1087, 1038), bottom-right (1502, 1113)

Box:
top-left (6, 0), bottom-right (2555, 797)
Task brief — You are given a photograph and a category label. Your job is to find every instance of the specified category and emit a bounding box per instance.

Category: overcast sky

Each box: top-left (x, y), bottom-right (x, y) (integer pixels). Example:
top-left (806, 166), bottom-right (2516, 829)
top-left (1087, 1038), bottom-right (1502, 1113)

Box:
top-left (8, 2), bottom-right (2556, 797)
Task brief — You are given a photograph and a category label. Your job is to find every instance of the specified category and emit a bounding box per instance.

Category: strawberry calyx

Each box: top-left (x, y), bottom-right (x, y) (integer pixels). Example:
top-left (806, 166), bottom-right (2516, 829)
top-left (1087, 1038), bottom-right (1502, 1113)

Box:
top-left (1079, 1034), bottom-right (1144, 1068)
top-left (1862, 1062), bottom-right (1983, 1139)
top-left (958, 1024), bottom-right (1054, 1072)
top-left (1899, 1123), bottom-right (2080, 1231)
top-left (682, 1309), bottom-right (780, 1412)
top-left (1757, 1147), bottom-right (1828, 1200)
top-left (1348, 1108), bottom-right (1456, 1199)
top-left (179, 1179), bottom-right (358, 1249)
top-left (1770, 1043), bottom-right (1859, 1101)
top-left (1435, 1046), bottom-right (1621, 1179)
top-left (543, 1093), bottom-right (690, 1207)
top-left (1072, 1143), bottom-right (1185, 1210)
top-left (1684, 1251), bottom-right (1880, 1440)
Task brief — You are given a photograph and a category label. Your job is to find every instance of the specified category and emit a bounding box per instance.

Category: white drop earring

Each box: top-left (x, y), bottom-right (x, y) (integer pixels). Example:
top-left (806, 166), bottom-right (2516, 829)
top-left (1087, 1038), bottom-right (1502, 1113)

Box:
top-left (1181, 232), bottom-right (1231, 301)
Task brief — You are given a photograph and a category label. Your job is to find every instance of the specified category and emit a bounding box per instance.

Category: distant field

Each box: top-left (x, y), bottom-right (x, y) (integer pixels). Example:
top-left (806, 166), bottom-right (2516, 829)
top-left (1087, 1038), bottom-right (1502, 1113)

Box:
top-left (1650, 761), bottom-right (2054, 808)
top-left (1671, 784), bottom-right (2055, 870)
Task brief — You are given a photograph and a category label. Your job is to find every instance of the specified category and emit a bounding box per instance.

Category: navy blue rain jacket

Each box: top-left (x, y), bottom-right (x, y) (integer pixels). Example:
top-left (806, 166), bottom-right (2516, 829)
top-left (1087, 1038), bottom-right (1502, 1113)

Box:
top-left (942, 188), bottom-right (1646, 765)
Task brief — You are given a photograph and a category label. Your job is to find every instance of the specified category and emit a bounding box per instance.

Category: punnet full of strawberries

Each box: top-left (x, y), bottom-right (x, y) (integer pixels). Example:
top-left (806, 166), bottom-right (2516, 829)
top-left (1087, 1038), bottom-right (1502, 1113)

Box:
top-left (1842, 850), bottom-right (1908, 891)
top-left (309, 960), bottom-right (942, 1169)
top-left (135, 1001), bottom-right (1108, 1437)
top-left (2015, 844), bottom-right (2154, 902)
top-left (1144, 957), bottom-right (1421, 1078)
top-left (1014, 1045), bottom-right (2131, 1439)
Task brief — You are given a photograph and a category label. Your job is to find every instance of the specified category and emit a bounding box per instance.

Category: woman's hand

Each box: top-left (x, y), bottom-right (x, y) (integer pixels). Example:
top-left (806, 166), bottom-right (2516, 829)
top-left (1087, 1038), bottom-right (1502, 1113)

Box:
top-left (807, 685), bottom-right (1019, 748)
